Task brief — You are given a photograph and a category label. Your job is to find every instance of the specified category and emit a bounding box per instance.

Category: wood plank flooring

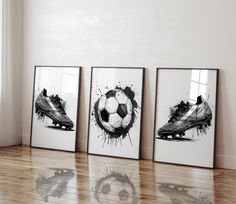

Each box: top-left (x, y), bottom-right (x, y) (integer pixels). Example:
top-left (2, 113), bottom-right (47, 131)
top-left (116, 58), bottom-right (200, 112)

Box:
top-left (0, 146), bottom-right (235, 204)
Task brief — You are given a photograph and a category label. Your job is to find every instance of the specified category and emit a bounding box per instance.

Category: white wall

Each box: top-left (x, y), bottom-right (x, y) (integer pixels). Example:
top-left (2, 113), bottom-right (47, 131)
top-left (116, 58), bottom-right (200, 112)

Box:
top-left (22, 0), bottom-right (236, 169)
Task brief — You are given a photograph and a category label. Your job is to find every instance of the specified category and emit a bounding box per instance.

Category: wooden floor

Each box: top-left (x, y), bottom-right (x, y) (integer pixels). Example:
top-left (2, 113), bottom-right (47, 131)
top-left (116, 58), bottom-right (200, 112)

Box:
top-left (0, 146), bottom-right (235, 204)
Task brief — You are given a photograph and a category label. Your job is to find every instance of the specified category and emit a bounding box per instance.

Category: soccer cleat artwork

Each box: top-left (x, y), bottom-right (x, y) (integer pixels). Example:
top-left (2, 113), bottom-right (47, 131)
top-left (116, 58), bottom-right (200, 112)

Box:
top-left (158, 95), bottom-right (212, 139)
top-left (35, 88), bottom-right (74, 130)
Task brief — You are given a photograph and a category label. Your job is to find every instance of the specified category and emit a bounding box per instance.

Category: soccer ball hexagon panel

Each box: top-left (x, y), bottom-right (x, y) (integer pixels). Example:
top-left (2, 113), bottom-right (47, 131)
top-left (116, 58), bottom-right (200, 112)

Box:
top-left (88, 67), bottom-right (144, 159)
top-left (96, 89), bottom-right (134, 135)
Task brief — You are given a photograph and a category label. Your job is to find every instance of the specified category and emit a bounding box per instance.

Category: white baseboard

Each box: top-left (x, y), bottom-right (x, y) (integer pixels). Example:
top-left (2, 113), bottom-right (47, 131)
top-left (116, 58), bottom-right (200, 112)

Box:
top-left (22, 133), bottom-right (30, 145)
top-left (215, 154), bottom-right (236, 170)
top-left (140, 146), bottom-right (153, 160)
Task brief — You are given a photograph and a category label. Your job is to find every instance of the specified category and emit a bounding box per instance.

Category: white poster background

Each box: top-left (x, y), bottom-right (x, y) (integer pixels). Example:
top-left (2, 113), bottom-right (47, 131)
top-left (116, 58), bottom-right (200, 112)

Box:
top-left (31, 67), bottom-right (80, 151)
top-left (88, 68), bottom-right (144, 159)
top-left (154, 69), bottom-right (217, 168)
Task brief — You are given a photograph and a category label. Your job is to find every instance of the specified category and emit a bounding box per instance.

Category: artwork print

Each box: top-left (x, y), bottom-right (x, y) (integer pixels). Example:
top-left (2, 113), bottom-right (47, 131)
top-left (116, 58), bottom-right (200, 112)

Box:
top-left (154, 69), bottom-right (218, 168)
top-left (157, 95), bottom-right (212, 140)
top-left (94, 86), bottom-right (138, 143)
top-left (31, 66), bottom-right (81, 152)
top-left (88, 67), bottom-right (144, 159)
top-left (35, 88), bottom-right (74, 131)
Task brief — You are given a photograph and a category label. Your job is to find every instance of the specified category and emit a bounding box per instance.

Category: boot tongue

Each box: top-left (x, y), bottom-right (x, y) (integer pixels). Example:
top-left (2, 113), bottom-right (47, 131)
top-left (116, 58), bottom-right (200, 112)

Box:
top-left (168, 101), bottom-right (190, 123)
top-left (196, 95), bottom-right (203, 105)
top-left (42, 88), bottom-right (47, 97)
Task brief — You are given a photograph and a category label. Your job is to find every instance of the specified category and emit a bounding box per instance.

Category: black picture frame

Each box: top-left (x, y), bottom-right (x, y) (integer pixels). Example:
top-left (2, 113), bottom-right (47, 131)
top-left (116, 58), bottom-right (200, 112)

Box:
top-left (87, 66), bottom-right (145, 160)
top-left (153, 68), bottom-right (219, 168)
top-left (30, 65), bottom-right (82, 152)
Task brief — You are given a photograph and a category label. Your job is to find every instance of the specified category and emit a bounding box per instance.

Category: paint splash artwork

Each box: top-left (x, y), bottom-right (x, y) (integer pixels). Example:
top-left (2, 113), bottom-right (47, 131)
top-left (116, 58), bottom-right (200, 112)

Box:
top-left (35, 88), bottom-right (74, 131)
top-left (157, 95), bottom-right (212, 141)
top-left (91, 85), bottom-right (139, 147)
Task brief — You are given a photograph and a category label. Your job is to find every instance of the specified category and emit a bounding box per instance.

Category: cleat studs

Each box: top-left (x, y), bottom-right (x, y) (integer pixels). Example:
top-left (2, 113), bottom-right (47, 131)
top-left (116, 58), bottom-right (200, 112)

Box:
top-left (198, 124), bottom-right (203, 129)
top-left (207, 120), bottom-right (211, 126)
top-left (179, 132), bottom-right (185, 137)
top-left (52, 121), bottom-right (58, 126)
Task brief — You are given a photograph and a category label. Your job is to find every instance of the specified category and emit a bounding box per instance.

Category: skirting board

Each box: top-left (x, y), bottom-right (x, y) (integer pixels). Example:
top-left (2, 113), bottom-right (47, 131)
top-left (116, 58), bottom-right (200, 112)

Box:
top-left (22, 134), bottom-right (30, 145)
top-left (215, 154), bottom-right (236, 170)
top-left (140, 146), bottom-right (153, 160)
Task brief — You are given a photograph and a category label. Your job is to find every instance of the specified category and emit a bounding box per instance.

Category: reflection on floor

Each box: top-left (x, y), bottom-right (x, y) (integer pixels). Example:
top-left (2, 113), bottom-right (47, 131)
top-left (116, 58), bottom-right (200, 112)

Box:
top-left (94, 168), bottom-right (137, 204)
top-left (0, 146), bottom-right (235, 203)
top-left (158, 183), bottom-right (211, 204)
top-left (36, 168), bottom-right (75, 202)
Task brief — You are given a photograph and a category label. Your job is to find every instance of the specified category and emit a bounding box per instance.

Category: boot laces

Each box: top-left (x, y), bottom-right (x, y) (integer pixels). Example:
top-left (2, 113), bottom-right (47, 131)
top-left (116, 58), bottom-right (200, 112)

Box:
top-left (168, 101), bottom-right (190, 123)
top-left (49, 95), bottom-right (66, 115)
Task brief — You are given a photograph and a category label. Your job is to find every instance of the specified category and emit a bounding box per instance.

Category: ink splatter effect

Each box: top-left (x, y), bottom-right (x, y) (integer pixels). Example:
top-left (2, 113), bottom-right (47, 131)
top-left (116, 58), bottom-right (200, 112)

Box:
top-left (92, 84), bottom-right (139, 146)
top-left (35, 88), bottom-right (74, 131)
top-left (157, 95), bottom-right (212, 141)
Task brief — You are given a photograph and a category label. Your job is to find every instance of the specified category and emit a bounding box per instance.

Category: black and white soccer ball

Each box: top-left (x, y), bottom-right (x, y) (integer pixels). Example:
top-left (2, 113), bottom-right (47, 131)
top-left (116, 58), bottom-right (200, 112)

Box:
top-left (97, 89), bottom-right (133, 133)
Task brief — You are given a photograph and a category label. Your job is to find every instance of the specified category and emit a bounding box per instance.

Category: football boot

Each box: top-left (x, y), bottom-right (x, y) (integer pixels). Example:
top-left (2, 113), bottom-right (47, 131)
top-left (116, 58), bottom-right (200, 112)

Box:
top-left (158, 95), bottom-right (212, 139)
top-left (35, 89), bottom-right (74, 130)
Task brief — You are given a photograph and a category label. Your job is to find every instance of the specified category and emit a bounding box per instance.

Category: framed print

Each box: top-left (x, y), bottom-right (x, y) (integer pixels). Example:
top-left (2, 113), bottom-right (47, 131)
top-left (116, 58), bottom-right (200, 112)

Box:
top-left (30, 66), bottom-right (81, 152)
top-left (87, 67), bottom-right (145, 159)
top-left (153, 68), bottom-right (218, 168)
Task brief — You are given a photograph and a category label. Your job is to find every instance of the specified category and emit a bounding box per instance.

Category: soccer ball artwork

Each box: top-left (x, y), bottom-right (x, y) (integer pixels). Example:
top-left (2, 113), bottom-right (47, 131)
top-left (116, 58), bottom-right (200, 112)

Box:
top-left (93, 86), bottom-right (139, 146)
